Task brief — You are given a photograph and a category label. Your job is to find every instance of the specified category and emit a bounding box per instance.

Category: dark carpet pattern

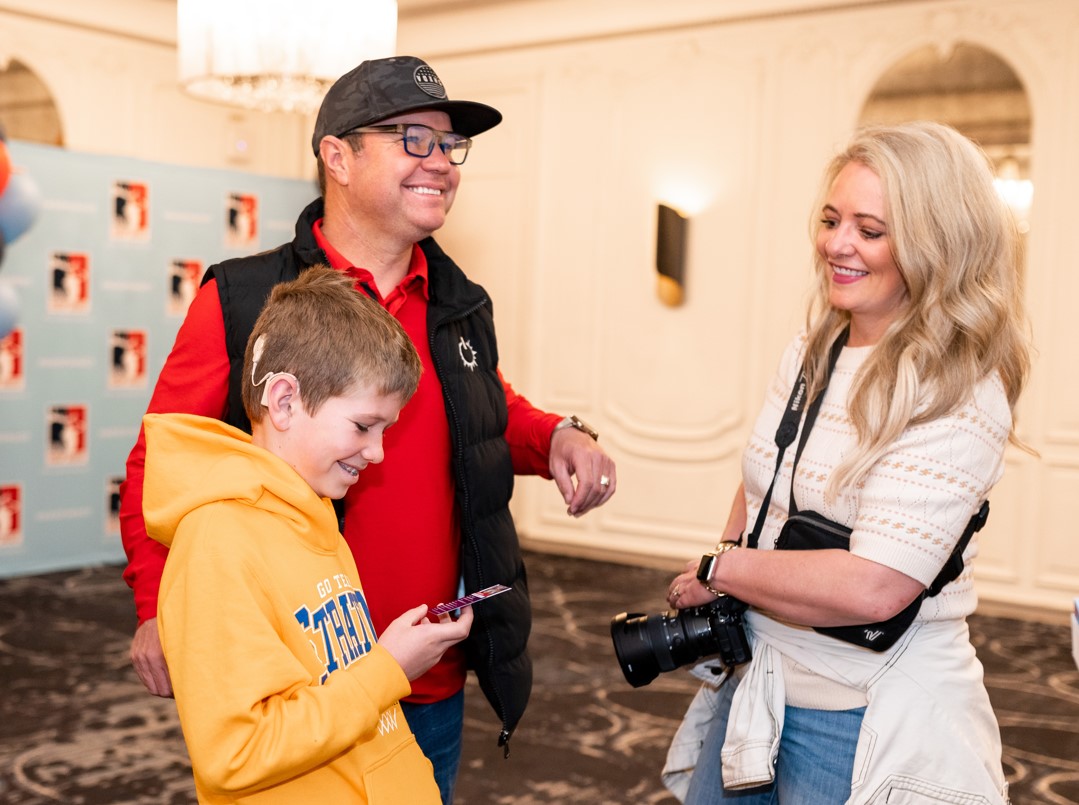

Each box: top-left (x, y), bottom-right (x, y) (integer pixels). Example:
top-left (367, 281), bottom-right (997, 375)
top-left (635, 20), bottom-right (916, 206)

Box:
top-left (1, 551), bottom-right (1077, 804)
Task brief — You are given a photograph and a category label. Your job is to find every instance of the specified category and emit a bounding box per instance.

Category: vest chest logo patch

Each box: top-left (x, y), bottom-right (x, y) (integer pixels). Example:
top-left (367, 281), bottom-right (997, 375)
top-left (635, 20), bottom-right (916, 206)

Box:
top-left (458, 337), bottom-right (478, 371)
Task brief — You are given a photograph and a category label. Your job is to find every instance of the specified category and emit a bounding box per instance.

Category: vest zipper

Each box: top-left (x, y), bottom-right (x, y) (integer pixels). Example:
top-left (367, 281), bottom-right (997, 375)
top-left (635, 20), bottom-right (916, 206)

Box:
top-left (430, 297), bottom-right (514, 753)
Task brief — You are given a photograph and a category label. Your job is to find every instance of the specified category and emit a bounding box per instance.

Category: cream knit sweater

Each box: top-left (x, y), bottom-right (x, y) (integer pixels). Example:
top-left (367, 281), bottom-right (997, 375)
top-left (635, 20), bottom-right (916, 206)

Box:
top-left (743, 332), bottom-right (1011, 622)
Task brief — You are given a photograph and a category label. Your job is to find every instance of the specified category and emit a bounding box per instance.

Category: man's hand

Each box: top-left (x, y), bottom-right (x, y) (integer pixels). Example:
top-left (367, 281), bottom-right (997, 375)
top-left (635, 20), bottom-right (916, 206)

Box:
top-left (549, 427), bottom-right (616, 517)
top-left (130, 618), bottom-right (173, 697)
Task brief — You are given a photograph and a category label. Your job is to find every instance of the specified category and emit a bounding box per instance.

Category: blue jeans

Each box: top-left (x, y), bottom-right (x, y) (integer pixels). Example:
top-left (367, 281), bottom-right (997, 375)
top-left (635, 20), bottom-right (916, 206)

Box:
top-left (400, 689), bottom-right (464, 805)
top-left (684, 675), bottom-right (865, 805)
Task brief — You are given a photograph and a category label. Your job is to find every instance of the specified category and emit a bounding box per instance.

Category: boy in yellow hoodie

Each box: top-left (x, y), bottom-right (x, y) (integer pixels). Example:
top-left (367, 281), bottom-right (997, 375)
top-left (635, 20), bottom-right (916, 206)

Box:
top-left (142, 266), bottom-right (470, 803)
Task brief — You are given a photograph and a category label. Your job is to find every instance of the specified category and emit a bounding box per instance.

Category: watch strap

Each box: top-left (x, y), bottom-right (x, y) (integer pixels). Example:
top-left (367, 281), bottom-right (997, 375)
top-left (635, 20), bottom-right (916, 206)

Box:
top-left (698, 541), bottom-right (739, 596)
top-left (554, 415), bottom-right (599, 441)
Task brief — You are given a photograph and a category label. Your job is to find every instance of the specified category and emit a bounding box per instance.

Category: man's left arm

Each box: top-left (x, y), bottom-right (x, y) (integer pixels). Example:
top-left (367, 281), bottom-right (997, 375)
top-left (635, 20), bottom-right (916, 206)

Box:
top-left (500, 371), bottom-right (616, 517)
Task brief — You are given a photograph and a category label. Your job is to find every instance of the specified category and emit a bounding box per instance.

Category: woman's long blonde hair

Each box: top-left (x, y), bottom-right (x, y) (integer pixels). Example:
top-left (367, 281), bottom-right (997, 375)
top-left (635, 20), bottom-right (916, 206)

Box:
top-left (803, 121), bottom-right (1032, 496)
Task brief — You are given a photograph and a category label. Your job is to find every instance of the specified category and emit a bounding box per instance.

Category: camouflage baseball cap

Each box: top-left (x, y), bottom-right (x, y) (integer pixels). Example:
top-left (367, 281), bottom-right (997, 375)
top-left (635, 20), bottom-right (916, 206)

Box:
top-left (311, 56), bottom-right (502, 156)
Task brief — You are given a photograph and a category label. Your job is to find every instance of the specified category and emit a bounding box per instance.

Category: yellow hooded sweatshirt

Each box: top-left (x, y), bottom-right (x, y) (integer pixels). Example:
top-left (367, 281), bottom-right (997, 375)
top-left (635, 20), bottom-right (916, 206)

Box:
top-left (142, 413), bottom-right (439, 804)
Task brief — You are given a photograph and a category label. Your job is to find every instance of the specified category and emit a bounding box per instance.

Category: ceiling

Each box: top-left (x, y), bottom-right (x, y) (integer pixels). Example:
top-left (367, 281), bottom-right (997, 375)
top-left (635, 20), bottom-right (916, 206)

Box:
top-left (2, 4), bottom-right (1033, 158)
top-left (397, 0), bottom-right (524, 11)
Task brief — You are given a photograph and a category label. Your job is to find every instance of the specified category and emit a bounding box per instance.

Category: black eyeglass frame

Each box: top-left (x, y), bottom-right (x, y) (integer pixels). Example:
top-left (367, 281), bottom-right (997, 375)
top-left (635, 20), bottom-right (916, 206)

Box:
top-left (343, 123), bottom-right (472, 165)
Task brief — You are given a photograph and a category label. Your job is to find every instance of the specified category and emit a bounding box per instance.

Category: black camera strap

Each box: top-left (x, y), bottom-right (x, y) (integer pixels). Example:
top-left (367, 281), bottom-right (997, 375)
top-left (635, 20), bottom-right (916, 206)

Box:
top-left (745, 326), bottom-right (988, 597)
top-left (745, 329), bottom-right (847, 550)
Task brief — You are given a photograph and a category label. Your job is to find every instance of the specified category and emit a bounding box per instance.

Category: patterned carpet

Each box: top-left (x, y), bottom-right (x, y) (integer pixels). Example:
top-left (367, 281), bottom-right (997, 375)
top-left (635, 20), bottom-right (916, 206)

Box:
top-left (1, 550), bottom-right (1076, 804)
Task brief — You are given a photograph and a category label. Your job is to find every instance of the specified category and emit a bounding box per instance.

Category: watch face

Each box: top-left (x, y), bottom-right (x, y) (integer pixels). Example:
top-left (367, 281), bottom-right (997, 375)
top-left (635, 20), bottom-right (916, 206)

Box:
top-left (696, 553), bottom-right (716, 584)
top-left (570, 416), bottom-right (599, 440)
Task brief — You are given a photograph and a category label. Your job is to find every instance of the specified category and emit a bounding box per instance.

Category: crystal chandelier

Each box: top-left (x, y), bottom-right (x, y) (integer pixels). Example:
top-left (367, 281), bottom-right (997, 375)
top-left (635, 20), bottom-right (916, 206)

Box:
top-left (177, 0), bottom-right (397, 115)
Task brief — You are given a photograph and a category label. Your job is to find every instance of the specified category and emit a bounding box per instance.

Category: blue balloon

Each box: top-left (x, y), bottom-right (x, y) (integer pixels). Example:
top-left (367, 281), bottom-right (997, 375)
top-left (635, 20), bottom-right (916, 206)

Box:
top-left (0, 279), bottom-right (18, 339)
top-left (0, 171), bottom-right (43, 245)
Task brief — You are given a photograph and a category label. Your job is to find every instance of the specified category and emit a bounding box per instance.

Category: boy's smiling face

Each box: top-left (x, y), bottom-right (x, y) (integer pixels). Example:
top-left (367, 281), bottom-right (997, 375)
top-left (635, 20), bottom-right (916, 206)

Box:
top-left (278, 382), bottom-right (405, 500)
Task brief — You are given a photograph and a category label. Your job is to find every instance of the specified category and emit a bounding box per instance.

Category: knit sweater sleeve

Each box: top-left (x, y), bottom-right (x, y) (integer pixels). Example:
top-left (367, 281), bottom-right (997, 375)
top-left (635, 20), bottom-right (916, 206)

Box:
top-left (846, 372), bottom-right (1011, 587)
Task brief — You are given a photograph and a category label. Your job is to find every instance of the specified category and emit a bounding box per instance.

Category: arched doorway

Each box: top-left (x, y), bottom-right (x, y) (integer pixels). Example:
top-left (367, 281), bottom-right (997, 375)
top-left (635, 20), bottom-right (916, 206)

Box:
top-left (860, 43), bottom-right (1032, 234)
top-left (0, 58), bottom-right (64, 146)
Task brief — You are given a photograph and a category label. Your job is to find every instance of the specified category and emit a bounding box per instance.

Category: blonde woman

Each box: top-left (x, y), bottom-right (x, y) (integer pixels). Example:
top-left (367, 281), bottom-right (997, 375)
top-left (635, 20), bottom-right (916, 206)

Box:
top-left (664, 121), bottom-right (1029, 804)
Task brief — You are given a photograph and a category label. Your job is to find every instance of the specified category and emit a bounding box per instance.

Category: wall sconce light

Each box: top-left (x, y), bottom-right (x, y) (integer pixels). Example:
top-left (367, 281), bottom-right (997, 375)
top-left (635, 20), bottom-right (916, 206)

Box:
top-left (655, 204), bottom-right (688, 307)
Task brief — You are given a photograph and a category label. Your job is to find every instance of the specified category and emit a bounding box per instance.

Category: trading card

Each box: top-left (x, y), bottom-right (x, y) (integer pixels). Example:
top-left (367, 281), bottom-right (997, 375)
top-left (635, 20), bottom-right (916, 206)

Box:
top-left (429, 584), bottom-right (512, 615)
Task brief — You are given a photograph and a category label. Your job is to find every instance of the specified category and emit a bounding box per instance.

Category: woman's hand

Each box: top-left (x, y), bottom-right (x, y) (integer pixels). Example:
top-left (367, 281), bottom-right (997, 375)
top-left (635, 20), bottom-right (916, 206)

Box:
top-left (666, 485), bottom-right (748, 610)
top-left (666, 559), bottom-right (717, 610)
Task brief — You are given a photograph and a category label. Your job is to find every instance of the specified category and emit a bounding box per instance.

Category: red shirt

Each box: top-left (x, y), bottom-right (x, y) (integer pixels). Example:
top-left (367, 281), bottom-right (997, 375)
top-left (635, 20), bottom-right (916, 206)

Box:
top-left (120, 222), bottom-right (560, 702)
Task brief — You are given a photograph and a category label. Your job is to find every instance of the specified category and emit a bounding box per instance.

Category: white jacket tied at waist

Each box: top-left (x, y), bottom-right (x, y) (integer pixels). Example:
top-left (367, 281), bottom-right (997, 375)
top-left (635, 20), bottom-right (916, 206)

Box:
top-left (662, 610), bottom-right (1009, 804)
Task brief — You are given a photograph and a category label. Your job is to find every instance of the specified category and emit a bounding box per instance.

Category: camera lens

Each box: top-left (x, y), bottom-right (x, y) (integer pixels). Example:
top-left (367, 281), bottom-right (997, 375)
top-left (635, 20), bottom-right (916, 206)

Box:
top-left (610, 606), bottom-right (719, 688)
top-left (610, 599), bottom-right (751, 687)
top-left (610, 612), bottom-right (663, 688)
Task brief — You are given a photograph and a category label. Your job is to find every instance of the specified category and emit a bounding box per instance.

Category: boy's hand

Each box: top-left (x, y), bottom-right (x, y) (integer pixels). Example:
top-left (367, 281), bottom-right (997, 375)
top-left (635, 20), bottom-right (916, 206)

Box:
top-left (379, 604), bottom-right (474, 681)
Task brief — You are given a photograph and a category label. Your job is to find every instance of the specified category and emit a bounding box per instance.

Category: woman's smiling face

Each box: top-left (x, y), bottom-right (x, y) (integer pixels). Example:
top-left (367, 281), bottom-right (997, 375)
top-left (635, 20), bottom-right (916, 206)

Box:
top-left (816, 161), bottom-right (908, 346)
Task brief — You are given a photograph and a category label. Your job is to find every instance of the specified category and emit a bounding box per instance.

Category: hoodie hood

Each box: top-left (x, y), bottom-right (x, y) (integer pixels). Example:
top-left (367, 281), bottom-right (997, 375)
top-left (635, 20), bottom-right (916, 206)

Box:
top-left (142, 413), bottom-right (339, 553)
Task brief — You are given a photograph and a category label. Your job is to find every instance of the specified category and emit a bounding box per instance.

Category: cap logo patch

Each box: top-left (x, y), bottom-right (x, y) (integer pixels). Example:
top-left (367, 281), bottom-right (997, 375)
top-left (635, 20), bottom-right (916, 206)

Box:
top-left (414, 65), bottom-right (448, 100)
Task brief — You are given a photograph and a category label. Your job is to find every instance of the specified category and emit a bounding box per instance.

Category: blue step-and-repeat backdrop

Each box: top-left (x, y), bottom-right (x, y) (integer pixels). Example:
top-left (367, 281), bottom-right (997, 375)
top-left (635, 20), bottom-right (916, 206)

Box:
top-left (0, 140), bottom-right (316, 578)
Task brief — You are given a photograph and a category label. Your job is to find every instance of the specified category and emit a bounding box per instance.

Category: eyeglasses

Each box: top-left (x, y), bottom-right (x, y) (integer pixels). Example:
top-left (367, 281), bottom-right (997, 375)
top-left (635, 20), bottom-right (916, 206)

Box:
top-left (345, 123), bottom-right (472, 165)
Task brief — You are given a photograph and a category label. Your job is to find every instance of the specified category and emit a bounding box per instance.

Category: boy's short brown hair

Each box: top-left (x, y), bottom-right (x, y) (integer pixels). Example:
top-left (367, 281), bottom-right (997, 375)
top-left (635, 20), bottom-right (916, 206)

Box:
top-left (242, 266), bottom-right (421, 422)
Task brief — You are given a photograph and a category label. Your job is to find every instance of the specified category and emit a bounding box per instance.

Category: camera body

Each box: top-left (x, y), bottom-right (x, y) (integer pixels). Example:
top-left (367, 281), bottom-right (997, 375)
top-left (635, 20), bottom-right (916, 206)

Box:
top-left (610, 595), bottom-right (752, 688)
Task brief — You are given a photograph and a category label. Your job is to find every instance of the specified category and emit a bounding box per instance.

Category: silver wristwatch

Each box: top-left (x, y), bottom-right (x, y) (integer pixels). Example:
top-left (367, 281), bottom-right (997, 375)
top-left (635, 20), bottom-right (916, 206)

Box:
top-left (553, 415), bottom-right (599, 441)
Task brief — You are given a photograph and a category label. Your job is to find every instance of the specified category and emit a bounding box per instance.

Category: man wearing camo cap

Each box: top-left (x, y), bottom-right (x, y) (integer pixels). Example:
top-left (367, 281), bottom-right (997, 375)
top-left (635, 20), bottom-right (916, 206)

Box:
top-left (119, 55), bottom-right (617, 803)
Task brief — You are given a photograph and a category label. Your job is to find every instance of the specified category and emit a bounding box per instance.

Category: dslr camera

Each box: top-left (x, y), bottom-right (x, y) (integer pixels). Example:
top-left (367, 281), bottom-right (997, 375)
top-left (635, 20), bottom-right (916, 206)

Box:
top-left (610, 595), bottom-right (752, 688)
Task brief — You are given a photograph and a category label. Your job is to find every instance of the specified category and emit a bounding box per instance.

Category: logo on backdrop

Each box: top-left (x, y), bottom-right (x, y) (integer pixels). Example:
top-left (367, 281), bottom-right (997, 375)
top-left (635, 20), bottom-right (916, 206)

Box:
top-left (110, 180), bottom-right (151, 241)
top-left (168, 258), bottom-right (205, 315)
top-left (225, 192), bottom-right (258, 249)
top-left (109, 329), bottom-right (147, 389)
top-left (46, 404), bottom-right (88, 466)
top-left (48, 252), bottom-right (91, 314)
top-left (0, 484), bottom-right (22, 547)
top-left (0, 328), bottom-right (24, 391)
top-left (106, 476), bottom-right (123, 537)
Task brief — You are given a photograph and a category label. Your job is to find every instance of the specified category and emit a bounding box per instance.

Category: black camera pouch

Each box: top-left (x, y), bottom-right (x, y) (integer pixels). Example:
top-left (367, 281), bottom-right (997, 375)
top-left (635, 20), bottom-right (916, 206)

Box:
top-left (750, 328), bottom-right (989, 652)
top-left (774, 511), bottom-right (924, 650)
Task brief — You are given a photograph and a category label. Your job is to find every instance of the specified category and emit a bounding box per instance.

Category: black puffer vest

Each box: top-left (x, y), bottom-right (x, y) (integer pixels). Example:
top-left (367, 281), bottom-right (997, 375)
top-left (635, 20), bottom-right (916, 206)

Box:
top-left (203, 198), bottom-right (532, 749)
